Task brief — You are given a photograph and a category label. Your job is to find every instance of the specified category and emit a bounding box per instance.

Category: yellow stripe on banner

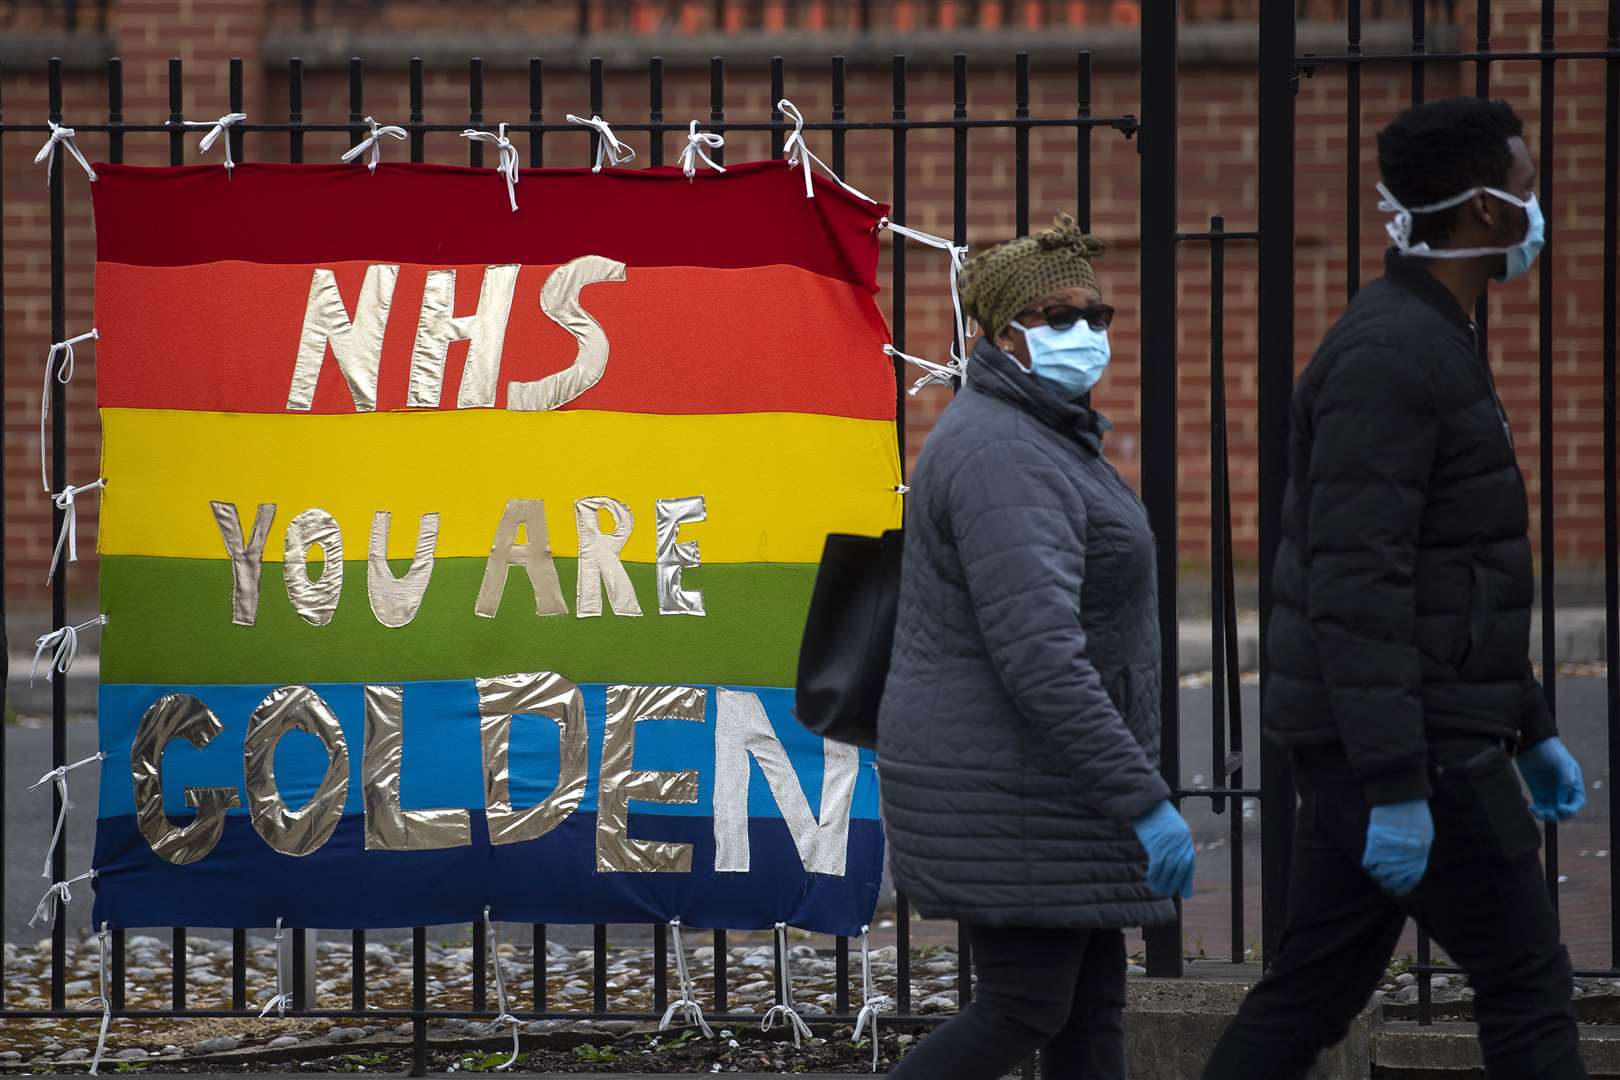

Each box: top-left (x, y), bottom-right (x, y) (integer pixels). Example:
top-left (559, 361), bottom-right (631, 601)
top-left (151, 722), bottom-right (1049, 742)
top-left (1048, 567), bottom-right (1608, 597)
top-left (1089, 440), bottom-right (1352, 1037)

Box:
top-left (99, 408), bottom-right (901, 564)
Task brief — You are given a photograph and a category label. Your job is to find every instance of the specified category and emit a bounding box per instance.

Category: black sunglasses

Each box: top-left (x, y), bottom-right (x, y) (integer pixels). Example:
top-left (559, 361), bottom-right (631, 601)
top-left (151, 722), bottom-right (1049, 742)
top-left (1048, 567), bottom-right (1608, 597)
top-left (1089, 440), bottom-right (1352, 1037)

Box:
top-left (1017, 303), bottom-right (1115, 332)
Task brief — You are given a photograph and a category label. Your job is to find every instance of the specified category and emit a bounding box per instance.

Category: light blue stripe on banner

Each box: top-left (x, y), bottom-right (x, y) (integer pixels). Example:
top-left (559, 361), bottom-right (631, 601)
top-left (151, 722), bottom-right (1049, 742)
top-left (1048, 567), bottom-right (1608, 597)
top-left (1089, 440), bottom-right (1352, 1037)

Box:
top-left (97, 681), bottom-right (877, 823)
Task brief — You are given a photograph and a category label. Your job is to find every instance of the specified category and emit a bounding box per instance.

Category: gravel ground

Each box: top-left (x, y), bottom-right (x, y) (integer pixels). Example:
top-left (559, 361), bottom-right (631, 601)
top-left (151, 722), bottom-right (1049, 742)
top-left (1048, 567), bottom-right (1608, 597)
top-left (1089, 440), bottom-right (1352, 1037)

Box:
top-left (0, 933), bottom-right (958, 1072)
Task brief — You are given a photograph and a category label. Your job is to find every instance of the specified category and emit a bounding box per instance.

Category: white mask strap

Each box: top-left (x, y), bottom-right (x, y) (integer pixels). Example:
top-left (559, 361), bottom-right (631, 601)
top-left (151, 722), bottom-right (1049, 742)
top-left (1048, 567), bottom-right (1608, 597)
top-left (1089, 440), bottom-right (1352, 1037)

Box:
top-left (1378, 182), bottom-right (1531, 257)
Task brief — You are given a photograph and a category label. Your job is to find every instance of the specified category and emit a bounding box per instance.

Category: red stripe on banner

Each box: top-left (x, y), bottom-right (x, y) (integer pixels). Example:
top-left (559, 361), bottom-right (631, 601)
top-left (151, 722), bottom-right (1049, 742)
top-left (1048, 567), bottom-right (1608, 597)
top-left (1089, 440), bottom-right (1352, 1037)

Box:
top-left (89, 160), bottom-right (887, 291)
top-left (94, 261), bottom-right (894, 417)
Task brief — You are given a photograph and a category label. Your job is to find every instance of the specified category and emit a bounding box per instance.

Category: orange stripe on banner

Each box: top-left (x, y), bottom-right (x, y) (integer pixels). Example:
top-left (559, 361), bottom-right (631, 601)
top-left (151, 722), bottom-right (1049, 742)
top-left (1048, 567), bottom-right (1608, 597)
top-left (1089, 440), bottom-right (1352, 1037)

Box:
top-left (94, 261), bottom-right (895, 418)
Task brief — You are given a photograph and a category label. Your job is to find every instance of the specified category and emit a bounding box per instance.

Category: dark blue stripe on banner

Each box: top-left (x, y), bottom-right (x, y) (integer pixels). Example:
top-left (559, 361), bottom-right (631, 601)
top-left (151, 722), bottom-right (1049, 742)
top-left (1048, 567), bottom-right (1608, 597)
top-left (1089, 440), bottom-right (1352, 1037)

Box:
top-left (91, 812), bottom-right (883, 937)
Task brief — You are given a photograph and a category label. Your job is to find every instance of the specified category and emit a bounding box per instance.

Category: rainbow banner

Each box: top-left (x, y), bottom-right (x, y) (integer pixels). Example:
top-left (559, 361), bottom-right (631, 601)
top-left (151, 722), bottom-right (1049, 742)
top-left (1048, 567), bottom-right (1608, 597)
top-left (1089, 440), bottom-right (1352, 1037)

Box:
top-left (89, 160), bottom-right (898, 934)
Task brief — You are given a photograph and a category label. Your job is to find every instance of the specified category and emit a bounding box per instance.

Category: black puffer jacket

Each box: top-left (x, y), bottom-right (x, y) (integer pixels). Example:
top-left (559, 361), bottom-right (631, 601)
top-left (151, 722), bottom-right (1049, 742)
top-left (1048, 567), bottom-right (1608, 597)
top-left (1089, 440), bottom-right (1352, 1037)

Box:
top-left (1267, 250), bottom-right (1557, 805)
top-left (877, 340), bottom-right (1175, 930)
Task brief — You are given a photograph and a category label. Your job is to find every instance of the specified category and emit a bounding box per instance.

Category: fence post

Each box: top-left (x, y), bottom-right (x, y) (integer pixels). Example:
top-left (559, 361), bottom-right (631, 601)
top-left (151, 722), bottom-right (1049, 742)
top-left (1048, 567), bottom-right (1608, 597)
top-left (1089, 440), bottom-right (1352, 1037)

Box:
top-left (1139, 0), bottom-right (1181, 980)
top-left (282, 930), bottom-right (318, 1010)
top-left (1256, 0), bottom-right (1297, 969)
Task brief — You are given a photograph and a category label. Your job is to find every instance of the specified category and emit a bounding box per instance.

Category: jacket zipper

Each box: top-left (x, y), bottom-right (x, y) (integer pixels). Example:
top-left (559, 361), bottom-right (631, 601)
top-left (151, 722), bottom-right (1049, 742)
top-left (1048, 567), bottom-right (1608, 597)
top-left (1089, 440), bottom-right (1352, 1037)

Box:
top-left (1470, 323), bottom-right (1515, 448)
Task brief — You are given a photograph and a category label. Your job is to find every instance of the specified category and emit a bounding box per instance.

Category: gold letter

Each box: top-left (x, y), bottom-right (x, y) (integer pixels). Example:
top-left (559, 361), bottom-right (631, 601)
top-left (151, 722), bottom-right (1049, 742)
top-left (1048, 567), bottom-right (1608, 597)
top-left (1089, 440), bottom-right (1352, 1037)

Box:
top-left (286, 264), bottom-right (399, 412)
top-left (477, 672), bottom-right (589, 845)
top-left (506, 255), bottom-right (627, 411)
top-left (574, 497), bottom-right (642, 618)
top-left (368, 511), bottom-right (438, 628)
top-left (475, 499), bottom-right (567, 618)
top-left (132, 694), bottom-right (242, 865)
top-left (363, 685), bottom-right (471, 850)
top-left (242, 686), bottom-right (351, 857)
top-left (211, 501), bottom-right (276, 626)
top-left (597, 685), bottom-right (706, 873)
top-left (406, 264), bottom-right (522, 409)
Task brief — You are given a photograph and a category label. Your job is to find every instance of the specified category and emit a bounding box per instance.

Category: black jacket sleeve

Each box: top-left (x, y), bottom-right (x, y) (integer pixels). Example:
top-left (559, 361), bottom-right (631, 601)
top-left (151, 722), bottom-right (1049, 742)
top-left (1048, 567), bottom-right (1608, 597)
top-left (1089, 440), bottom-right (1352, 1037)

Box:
top-left (1304, 344), bottom-right (1439, 805)
top-left (1519, 661), bottom-right (1558, 751)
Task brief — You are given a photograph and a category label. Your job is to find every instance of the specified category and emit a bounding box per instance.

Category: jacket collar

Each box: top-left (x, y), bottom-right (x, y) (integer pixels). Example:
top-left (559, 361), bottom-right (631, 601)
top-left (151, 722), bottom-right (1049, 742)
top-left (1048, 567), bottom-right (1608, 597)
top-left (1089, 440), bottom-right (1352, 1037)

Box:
top-left (965, 337), bottom-right (1111, 454)
top-left (1383, 248), bottom-right (1472, 331)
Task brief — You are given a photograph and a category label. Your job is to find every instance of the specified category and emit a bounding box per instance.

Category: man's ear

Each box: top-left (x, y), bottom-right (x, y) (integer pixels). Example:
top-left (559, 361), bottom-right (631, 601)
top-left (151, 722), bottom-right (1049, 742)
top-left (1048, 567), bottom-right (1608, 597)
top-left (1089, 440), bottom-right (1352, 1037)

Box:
top-left (1470, 191), bottom-right (1504, 237)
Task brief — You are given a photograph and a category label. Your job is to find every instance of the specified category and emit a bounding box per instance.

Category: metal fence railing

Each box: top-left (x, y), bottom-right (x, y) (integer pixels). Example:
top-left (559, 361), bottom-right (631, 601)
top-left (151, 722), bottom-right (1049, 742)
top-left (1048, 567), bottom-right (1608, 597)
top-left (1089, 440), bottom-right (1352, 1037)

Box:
top-left (0, 22), bottom-right (1282, 1070)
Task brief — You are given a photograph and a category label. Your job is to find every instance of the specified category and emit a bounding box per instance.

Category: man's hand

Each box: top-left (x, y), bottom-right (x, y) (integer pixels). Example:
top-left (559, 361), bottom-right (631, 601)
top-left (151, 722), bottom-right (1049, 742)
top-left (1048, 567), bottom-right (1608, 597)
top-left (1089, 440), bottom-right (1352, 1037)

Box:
top-left (1517, 737), bottom-right (1586, 822)
top-left (1362, 800), bottom-right (1433, 896)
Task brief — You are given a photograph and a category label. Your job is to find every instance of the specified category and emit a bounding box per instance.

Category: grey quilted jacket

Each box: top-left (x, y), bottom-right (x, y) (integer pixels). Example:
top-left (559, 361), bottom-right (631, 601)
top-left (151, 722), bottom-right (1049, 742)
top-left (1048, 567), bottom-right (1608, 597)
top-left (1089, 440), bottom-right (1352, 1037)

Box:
top-left (877, 339), bottom-right (1175, 929)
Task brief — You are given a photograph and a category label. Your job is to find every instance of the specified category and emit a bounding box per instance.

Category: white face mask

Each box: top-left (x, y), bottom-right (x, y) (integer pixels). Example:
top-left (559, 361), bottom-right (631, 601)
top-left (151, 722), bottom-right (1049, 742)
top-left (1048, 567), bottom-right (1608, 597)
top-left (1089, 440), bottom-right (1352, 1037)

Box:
top-left (1376, 182), bottom-right (1546, 281)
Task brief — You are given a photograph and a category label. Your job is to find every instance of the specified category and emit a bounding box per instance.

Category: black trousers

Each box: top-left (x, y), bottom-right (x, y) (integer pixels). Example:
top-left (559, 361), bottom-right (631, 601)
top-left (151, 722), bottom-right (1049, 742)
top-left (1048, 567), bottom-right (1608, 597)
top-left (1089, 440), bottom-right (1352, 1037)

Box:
top-left (888, 923), bottom-right (1126, 1079)
top-left (1203, 739), bottom-right (1585, 1080)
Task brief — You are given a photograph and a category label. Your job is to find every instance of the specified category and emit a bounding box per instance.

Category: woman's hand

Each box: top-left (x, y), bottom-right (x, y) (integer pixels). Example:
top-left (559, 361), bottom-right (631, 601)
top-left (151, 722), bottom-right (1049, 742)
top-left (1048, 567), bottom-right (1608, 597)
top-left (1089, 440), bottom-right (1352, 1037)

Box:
top-left (1131, 801), bottom-right (1196, 899)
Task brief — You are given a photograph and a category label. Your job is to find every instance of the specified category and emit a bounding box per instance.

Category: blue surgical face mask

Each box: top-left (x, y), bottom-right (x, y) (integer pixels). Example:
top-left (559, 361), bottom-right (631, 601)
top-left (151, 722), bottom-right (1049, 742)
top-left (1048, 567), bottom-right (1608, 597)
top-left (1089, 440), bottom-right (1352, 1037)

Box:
top-left (1009, 319), bottom-right (1111, 398)
top-left (1499, 194), bottom-right (1545, 282)
top-left (1376, 182), bottom-right (1545, 282)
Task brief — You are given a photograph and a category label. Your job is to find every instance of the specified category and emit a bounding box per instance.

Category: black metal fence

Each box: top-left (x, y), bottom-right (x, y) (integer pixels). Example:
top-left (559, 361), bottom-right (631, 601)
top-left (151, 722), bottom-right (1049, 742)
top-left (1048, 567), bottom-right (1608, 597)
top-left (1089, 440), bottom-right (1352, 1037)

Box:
top-left (16, 0), bottom-right (1604, 1066)
top-left (0, 16), bottom-right (1269, 1068)
top-left (1258, 0), bottom-right (1620, 1023)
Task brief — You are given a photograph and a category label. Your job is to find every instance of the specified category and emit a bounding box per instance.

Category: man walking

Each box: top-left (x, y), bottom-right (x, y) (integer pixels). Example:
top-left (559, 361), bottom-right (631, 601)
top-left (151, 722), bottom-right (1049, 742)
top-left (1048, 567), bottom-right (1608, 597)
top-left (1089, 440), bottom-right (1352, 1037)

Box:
top-left (1202, 97), bottom-right (1587, 1079)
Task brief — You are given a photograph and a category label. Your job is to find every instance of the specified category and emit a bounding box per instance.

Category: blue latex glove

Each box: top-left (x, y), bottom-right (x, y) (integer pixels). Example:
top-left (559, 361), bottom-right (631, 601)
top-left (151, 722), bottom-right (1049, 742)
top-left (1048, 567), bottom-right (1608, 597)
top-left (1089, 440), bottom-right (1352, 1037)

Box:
top-left (1517, 737), bottom-right (1586, 822)
top-left (1132, 801), bottom-right (1196, 899)
top-left (1362, 800), bottom-right (1434, 896)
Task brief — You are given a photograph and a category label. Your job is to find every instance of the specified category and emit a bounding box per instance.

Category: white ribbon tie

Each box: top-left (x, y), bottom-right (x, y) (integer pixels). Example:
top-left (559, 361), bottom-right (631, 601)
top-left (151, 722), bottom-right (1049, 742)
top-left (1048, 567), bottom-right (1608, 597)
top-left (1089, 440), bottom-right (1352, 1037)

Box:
top-left (34, 121), bottom-right (98, 184)
top-left (883, 218), bottom-right (972, 371)
top-left (40, 329), bottom-right (98, 493)
top-left (88, 924), bottom-right (113, 1074)
top-left (779, 99), bottom-right (876, 203)
top-left (30, 750), bottom-right (107, 880)
top-left (31, 614), bottom-right (107, 688)
top-left (341, 116), bottom-right (408, 173)
top-left (183, 113), bottom-right (247, 175)
top-left (566, 114), bottom-right (636, 173)
top-left (484, 907), bottom-right (523, 1070)
top-left (461, 123), bottom-right (521, 212)
top-left (885, 344), bottom-right (963, 396)
top-left (658, 918), bottom-right (715, 1039)
top-left (852, 927), bottom-right (893, 1072)
top-left (259, 918), bottom-right (291, 1018)
top-left (760, 923), bottom-right (814, 1048)
top-left (48, 478), bottom-right (106, 585)
top-left (31, 869), bottom-right (95, 928)
top-left (678, 122), bottom-right (726, 181)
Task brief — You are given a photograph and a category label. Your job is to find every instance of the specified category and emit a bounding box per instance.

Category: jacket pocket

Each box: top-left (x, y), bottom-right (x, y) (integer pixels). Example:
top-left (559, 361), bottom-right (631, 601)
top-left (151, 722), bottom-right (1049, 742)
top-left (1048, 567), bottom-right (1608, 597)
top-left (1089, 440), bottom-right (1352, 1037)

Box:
top-left (1454, 563), bottom-right (1484, 676)
top-left (1434, 745), bottom-right (1541, 861)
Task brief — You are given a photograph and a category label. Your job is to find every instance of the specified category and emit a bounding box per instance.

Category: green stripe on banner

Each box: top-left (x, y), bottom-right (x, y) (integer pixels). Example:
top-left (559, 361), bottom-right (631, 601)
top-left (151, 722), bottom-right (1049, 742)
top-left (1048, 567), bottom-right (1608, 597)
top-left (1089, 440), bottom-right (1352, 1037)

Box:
top-left (100, 556), bottom-right (815, 686)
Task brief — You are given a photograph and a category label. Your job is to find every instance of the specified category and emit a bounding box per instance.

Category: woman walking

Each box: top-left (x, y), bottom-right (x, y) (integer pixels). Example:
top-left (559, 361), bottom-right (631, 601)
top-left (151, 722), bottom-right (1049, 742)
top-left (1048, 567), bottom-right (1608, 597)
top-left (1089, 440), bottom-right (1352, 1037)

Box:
top-left (879, 213), bottom-right (1195, 1079)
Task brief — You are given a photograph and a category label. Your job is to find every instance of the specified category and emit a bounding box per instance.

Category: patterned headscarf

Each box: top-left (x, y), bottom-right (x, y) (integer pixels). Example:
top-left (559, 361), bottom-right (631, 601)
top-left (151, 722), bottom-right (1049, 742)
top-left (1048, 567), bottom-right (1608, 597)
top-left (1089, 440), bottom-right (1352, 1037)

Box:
top-left (957, 212), bottom-right (1106, 340)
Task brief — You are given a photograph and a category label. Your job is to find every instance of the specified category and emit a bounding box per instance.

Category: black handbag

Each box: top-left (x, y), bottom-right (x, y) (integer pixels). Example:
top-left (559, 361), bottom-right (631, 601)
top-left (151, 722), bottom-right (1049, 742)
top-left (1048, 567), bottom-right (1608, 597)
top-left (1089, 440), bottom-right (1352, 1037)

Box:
top-left (793, 529), bottom-right (904, 750)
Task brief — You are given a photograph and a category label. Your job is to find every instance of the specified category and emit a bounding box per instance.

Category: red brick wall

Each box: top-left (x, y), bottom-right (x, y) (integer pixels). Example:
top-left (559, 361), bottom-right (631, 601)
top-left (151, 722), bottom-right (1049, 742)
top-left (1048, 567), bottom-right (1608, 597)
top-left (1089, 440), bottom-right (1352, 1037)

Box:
top-left (2, 1), bottom-right (1613, 612)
